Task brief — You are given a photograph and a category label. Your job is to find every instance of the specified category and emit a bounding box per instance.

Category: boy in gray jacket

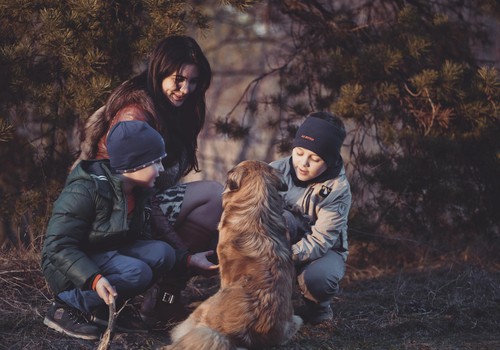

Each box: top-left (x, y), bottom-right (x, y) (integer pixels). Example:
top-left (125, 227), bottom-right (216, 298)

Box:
top-left (270, 111), bottom-right (351, 324)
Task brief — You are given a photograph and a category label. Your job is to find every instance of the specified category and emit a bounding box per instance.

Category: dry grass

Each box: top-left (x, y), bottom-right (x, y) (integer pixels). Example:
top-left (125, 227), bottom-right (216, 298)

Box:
top-left (1, 248), bottom-right (499, 350)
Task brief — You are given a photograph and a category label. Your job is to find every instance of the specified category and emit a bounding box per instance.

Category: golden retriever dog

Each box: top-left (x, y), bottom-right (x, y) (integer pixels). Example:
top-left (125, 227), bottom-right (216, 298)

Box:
top-left (165, 160), bottom-right (302, 350)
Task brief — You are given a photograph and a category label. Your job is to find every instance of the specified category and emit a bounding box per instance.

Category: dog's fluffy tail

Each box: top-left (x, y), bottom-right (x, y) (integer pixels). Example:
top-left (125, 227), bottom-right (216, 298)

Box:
top-left (167, 326), bottom-right (239, 350)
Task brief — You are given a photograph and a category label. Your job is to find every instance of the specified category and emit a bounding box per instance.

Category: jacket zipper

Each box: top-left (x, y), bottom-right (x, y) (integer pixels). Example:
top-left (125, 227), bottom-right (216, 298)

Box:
top-left (302, 186), bottom-right (315, 215)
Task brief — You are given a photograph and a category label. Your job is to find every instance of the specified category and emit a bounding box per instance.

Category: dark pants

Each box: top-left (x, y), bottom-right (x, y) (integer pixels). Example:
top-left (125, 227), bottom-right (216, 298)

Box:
top-left (58, 240), bottom-right (175, 313)
top-left (296, 250), bottom-right (345, 305)
top-left (284, 209), bottom-right (345, 305)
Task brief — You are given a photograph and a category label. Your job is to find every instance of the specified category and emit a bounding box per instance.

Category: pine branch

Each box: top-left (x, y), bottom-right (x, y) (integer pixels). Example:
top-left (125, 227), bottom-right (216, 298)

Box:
top-left (0, 120), bottom-right (14, 143)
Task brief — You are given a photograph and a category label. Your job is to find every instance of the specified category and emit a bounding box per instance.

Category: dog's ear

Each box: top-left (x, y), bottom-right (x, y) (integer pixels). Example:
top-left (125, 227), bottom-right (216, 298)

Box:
top-left (225, 167), bottom-right (246, 192)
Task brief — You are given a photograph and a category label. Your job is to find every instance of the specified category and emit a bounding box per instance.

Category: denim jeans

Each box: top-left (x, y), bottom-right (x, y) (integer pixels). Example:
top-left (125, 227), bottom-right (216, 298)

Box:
top-left (58, 239), bottom-right (175, 313)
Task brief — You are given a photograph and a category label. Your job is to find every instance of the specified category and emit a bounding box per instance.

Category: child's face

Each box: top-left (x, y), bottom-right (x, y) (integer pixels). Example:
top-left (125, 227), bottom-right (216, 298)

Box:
top-left (292, 147), bottom-right (327, 181)
top-left (126, 161), bottom-right (164, 188)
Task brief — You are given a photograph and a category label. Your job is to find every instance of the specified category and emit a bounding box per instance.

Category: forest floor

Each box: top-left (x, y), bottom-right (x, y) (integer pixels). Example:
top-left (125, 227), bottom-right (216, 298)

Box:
top-left (1, 250), bottom-right (499, 350)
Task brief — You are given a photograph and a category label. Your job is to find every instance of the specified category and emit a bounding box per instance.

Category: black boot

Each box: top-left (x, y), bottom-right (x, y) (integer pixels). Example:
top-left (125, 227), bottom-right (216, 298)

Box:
top-left (44, 299), bottom-right (101, 340)
top-left (297, 298), bottom-right (333, 325)
top-left (139, 279), bottom-right (189, 327)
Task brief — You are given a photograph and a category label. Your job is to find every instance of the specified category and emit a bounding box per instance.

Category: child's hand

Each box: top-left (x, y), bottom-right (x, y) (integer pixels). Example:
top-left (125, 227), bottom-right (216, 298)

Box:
top-left (95, 277), bottom-right (117, 305)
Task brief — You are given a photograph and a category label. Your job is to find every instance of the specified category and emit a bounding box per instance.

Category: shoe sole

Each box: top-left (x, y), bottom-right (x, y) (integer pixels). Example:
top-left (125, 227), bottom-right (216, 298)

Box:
top-left (43, 317), bottom-right (100, 340)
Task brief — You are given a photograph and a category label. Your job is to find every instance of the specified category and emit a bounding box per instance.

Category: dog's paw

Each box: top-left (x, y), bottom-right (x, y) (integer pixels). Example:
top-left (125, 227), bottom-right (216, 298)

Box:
top-left (293, 314), bottom-right (304, 328)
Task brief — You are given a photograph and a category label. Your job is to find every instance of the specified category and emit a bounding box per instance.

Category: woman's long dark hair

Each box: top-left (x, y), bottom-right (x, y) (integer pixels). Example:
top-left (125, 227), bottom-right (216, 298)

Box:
top-left (104, 35), bottom-right (211, 175)
top-left (147, 35), bottom-right (212, 174)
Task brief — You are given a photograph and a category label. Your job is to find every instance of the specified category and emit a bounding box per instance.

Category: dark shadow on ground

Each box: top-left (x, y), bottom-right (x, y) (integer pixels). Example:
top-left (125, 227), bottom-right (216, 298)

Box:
top-left (1, 253), bottom-right (499, 350)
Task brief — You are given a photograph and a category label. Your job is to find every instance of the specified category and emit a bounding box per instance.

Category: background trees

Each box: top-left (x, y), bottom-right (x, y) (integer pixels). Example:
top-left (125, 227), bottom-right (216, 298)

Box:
top-left (1, 0), bottom-right (499, 264)
top-left (0, 0), bottom-right (255, 248)
top-left (213, 0), bottom-right (500, 264)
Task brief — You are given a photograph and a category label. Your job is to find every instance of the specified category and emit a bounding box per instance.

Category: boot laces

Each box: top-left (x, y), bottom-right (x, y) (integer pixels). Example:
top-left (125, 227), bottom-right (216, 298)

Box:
top-left (66, 307), bottom-right (90, 325)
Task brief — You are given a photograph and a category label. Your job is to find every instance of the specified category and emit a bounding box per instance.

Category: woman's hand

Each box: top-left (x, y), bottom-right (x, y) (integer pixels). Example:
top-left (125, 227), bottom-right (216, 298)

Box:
top-left (95, 277), bottom-right (117, 305)
top-left (188, 250), bottom-right (219, 271)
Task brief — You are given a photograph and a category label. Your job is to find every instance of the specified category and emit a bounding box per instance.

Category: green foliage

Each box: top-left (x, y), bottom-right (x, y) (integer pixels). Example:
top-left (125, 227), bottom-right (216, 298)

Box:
top-left (214, 118), bottom-right (251, 139)
top-left (1, 0), bottom-right (203, 119)
top-left (253, 0), bottom-right (500, 258)
top-left (0, 119), bottom-right (13, 142)
top-left (219, 0), bottom-right (260, 12)
top-left (0, 0), bottom-right (252, 249)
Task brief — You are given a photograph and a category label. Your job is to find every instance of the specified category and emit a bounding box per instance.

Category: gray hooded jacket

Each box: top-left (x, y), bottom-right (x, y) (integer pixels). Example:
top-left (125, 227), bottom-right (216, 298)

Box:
top-left (270, 156), bottom-right (351, 263)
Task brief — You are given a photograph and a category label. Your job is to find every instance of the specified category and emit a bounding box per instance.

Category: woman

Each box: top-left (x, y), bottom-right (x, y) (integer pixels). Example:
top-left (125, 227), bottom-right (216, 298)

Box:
top-left (74, 35), bottom-right (223, 324)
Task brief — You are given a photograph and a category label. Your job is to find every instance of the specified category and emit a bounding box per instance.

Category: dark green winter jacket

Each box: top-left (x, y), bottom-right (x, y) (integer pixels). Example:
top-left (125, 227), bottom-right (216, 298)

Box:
top-left (41, 160), bottom-right (155, 295)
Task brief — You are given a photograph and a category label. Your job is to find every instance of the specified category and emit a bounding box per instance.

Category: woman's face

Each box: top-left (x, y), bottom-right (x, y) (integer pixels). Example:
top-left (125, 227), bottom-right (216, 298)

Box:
top-left (292, 147), bottom-right (327, 182)
top-left (161, 64), bottom-right (199, 107)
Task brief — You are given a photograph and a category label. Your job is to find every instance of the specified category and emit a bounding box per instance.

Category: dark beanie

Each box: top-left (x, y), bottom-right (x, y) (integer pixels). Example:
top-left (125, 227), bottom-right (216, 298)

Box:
top-left (107, 121), bottom-right (167, 173)
top-left (292, 115), bottom-right (344, 165)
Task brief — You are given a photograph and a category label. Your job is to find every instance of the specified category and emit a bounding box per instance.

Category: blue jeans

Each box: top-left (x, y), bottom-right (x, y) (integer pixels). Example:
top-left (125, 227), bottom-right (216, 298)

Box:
top-left (58, 240), bottom-right (175, 313)
top-left (296, 250), bottom-right (345, 306)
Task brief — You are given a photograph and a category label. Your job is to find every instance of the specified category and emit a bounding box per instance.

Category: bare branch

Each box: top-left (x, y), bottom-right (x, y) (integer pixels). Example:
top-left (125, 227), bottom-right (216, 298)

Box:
top-left (96, 298), bottom-right (117, 350)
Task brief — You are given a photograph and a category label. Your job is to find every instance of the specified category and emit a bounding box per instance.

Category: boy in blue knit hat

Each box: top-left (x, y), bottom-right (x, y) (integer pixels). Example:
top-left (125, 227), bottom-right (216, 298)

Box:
top-left (270, 111), bottom-right (351, 325)
top-left (41, 121), bottom-right (216, 340)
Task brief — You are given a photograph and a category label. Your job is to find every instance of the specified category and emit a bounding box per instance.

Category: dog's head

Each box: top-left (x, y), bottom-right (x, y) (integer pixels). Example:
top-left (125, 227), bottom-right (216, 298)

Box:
top-left (220, 160), bottom-right (290, 247)
top-left (223, 160), bottom-right (287, 196)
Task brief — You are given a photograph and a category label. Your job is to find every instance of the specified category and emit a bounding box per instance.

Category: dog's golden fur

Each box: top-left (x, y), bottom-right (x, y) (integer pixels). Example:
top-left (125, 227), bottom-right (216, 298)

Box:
top-left (166, 160), bottom-right (302, 350)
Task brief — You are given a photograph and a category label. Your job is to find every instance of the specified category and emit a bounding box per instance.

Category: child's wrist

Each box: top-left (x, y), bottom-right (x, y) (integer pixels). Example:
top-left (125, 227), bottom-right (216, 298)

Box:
top-left (92, 274), bottom-right (103, 291)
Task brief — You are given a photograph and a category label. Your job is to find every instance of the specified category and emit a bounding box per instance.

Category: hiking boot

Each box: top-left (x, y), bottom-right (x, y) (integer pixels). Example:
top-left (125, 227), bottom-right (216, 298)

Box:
top-left (43, 300), bottom-right (101, 340)
top-left (297, 299), bottom-right (333, 325)
top-left (307, 304), bottom-right (333, 325)
top-left (91, 304), bottom-right (149, 333)
top-left (139, 283), bottom-right (189, 327)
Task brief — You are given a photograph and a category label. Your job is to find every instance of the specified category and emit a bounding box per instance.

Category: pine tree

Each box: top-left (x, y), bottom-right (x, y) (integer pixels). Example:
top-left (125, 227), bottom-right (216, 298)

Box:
top-left (0, 0), bottom-right (256, 249)
top-left (222, 0), bottom-right (500, 261)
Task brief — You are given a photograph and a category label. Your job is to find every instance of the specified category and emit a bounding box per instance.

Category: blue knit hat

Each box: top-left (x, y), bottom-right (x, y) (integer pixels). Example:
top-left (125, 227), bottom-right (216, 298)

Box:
top-left (107, 121), bottom-right (167, 173)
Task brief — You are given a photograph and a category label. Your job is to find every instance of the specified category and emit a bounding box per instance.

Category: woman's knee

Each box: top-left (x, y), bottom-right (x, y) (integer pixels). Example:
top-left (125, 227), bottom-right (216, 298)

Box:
top-left (205, 180), bottom-right (224, 202)
top-left (186, 181), bottom-right (223, 206)
top-left (181, 181), bottom-right (223, 226)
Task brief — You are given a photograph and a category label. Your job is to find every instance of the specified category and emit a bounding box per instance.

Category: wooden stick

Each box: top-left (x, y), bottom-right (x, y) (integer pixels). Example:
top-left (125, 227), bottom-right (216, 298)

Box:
top-left (96, 299), bottom-right (116, 350)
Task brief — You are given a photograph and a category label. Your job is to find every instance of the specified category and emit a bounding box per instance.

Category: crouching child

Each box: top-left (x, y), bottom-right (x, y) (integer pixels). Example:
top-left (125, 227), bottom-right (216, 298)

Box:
top-left (41, 121), bottom-right (216, 340)
top-left (270, 112), bottom-right (351, 325)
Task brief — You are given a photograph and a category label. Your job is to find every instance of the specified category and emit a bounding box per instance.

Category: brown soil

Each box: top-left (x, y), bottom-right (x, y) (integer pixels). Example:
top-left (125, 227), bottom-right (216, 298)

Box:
top-left (1, 250), bottom-right (499, 350)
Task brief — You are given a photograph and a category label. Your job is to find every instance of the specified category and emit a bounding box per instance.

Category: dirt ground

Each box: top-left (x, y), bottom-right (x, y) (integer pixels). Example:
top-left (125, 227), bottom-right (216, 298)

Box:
top-left (1, 250), bottom-right (499, 350)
